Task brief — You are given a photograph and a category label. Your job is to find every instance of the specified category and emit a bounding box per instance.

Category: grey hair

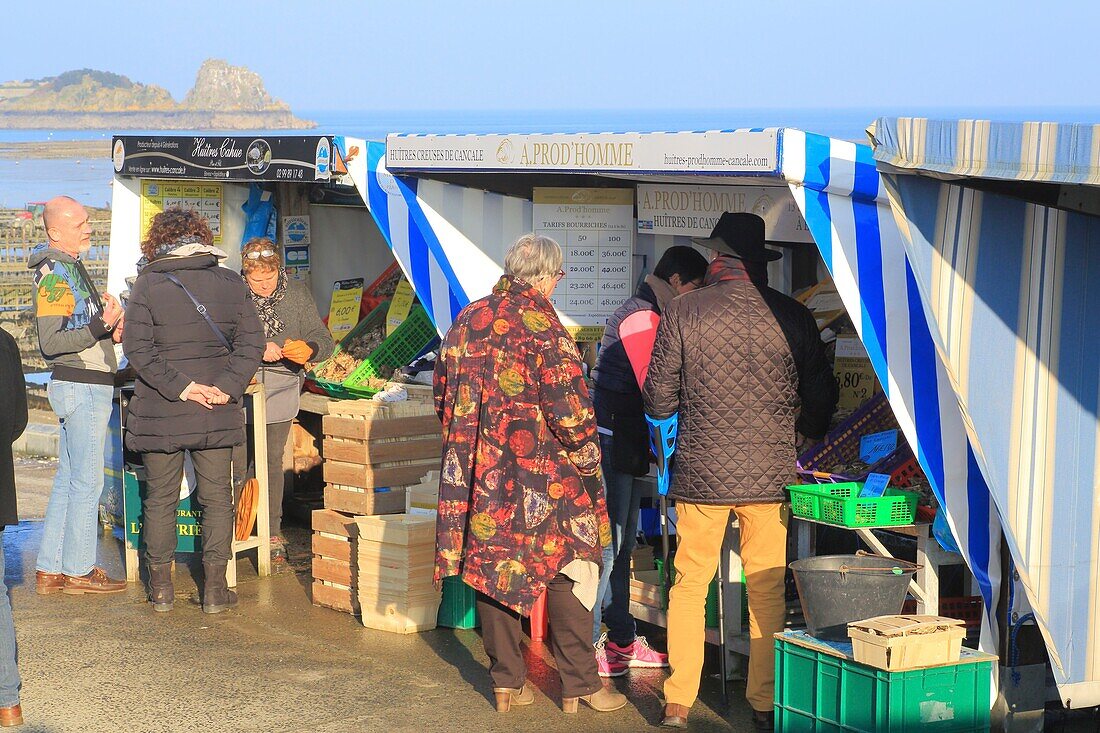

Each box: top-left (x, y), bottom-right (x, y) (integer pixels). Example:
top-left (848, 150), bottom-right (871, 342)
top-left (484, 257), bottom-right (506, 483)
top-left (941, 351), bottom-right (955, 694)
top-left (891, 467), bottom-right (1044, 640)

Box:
top-left (503, 233), bottom-right (563, 283)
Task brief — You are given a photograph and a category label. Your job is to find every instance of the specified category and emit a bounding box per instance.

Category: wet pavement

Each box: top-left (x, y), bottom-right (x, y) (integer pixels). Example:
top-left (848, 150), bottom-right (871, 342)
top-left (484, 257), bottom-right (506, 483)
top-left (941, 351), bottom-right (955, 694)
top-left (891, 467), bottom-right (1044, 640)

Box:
top-left (2, 521), bottom-right (754, 733)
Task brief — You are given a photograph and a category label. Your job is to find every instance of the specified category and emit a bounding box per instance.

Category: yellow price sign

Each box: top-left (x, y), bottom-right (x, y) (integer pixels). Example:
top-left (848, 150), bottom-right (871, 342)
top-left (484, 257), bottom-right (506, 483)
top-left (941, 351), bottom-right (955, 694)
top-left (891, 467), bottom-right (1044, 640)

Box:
top-left (328, 278), bottom-right (364, 341)
top-left (386, 278), bottom-right (415, 336)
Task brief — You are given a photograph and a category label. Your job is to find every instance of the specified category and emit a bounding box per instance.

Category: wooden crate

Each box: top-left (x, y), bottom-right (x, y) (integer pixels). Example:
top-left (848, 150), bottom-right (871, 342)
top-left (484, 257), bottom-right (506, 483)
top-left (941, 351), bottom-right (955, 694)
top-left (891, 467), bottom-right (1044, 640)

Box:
top-left (323, 435), bottom-right (442, 464)
top-left (311, 509), bottom-right (359, 614)
top-left (848, 615), bottom-right (966, 671)
top-left (323, 484), bottom-right (407, 516)
top-left (354, 513), bottom-right (436, 545)
top-left (323, 460), bottom-right (438, 491)
top-left (357, 593), bottom-right (442, 634)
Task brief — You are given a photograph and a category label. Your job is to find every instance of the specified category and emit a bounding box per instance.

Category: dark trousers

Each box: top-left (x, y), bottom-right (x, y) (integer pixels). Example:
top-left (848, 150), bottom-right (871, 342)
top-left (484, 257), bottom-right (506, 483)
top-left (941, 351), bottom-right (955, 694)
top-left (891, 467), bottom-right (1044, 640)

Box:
top-left (477, 572), bottom-right (602, 699)
top-left (232, 421), bottom-right (292, 537)
top-left (142, 448), bottom-right (234, 565)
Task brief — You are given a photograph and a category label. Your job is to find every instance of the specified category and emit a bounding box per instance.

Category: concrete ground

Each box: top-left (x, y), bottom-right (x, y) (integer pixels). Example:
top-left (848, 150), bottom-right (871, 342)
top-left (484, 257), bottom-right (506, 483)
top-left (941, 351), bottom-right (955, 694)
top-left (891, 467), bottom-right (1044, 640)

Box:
top-left (8, 460), bottom-right (752, 733)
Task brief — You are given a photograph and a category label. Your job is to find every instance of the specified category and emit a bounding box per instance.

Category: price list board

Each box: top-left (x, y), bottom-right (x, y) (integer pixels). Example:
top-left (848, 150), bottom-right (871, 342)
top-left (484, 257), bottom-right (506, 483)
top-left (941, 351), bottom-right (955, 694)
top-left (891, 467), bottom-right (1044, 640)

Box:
top-left (533, 188), bottom-right (634, 340)
top-left (140, 180), bottom-right (223, 245)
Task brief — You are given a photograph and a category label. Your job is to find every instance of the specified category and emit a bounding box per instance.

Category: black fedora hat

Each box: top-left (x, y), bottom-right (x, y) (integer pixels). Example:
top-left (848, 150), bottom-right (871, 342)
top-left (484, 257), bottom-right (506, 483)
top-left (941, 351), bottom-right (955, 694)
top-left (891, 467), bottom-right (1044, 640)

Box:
top-left (691, 212), bottom-right (782, 262)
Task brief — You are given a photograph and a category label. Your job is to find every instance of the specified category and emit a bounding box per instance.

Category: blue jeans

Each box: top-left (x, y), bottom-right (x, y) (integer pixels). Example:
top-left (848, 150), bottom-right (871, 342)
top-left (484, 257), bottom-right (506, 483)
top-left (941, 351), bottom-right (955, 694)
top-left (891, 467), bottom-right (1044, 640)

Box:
top-left (593, 434), bottom-right (644, 646)
top-left (0, 535), bottom-right (20, 706)
top-left (38, 380), bottom-right (113, 576)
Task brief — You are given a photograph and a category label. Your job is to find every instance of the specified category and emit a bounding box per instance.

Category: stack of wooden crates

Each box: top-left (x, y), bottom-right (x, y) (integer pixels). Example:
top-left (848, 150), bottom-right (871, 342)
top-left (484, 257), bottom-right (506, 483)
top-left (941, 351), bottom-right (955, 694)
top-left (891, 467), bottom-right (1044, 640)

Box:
top-left (311, 385), bottom-right (442, 617)
top-left (354, 513), bottom-right (440, 633)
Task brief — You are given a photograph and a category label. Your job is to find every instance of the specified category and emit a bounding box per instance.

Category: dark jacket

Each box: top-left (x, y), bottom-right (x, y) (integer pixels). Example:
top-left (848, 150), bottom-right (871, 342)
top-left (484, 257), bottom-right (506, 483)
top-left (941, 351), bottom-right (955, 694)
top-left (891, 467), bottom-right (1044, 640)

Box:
top-left (592, 280), bottom-right (660, 476)
top-left (643, 259), bottom-right (837, 505)
top-left (0, 327), bottom-right (26, 527)
top-left (252, 279), bottom-right (335, 424)
top-left (28, 246), bottom-right (117, 385)
top-left (123, 253), bottom-right (265, 454)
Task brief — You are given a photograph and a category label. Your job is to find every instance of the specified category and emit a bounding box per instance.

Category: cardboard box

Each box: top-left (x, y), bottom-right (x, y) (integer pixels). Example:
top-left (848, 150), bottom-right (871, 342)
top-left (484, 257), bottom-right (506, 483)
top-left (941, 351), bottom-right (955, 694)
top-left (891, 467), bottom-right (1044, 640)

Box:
top-left (848, 615), bottom-right (966, 671)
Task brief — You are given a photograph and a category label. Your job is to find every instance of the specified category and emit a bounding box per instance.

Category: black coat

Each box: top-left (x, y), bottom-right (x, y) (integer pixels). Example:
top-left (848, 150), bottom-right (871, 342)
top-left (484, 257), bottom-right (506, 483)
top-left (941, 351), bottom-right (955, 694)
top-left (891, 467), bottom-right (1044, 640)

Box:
top-left (592, 280), bottom-right (660, 476)
top-left (123, 254), bottom-right (264, 454)
top-left (0, 327), bottom-right (26, 527)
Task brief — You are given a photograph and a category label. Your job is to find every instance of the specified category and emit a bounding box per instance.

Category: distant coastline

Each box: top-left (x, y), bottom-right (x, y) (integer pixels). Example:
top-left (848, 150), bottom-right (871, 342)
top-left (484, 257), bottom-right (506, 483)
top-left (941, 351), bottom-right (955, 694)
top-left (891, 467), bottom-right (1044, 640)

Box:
top-left (0, 110), bottom-right (315, 131)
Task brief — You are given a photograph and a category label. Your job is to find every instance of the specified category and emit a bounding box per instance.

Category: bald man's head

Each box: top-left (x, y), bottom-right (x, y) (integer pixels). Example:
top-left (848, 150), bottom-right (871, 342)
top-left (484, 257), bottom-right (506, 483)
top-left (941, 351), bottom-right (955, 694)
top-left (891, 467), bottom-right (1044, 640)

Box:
top-left (43, 196), bottom-right (91, 257)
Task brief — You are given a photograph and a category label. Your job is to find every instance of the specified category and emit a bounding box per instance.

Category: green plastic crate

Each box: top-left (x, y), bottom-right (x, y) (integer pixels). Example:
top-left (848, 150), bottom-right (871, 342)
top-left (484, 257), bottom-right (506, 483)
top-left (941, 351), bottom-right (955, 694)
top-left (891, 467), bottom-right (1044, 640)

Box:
top-left (775, 633), bottom-right (992, 732)
top-left (343, 303), bottom-right (437, 398)
top-left (437, 576), bottom-right (479, 629)
top-left (786, 482), bottom-right (918, 528)
top-left (306, 301), bottom-right (391, 399)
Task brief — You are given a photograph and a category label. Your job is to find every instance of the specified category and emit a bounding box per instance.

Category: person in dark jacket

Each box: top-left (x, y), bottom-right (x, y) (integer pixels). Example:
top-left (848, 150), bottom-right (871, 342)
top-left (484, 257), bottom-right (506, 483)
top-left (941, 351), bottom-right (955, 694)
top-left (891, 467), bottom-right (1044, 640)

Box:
top-left (590, 245), bottom-right (707, 676)
top-left (123, 208), bottom-right (264, 615)
top-left (644, 213), bottom-right (837, 731)
top-left (234, 237), bottom-right (334, 562)
top-left (0, 327), bottom-right (27, 727)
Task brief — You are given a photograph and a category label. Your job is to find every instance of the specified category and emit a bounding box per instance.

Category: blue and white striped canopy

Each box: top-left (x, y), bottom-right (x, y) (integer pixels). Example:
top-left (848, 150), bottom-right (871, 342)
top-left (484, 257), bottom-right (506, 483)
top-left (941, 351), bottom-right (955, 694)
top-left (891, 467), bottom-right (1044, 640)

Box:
top-left (869, 117), bottom-right (1100, 707)
top-left (345, 125), bottom-right (1100, 707)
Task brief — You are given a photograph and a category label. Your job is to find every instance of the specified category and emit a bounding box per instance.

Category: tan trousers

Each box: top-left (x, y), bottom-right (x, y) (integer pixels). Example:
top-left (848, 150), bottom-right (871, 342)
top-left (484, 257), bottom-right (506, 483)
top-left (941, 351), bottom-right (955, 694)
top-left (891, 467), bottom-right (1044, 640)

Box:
top-left (663, 501), bottom-right (788, 713)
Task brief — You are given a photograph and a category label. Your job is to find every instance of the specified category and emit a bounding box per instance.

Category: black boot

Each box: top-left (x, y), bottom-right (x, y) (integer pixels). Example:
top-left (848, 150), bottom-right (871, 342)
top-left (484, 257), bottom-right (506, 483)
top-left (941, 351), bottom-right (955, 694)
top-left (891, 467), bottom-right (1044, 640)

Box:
top-left (147, 562), bottom-right (174, 612)
top-left (201, 561), bottom-right (238, 614)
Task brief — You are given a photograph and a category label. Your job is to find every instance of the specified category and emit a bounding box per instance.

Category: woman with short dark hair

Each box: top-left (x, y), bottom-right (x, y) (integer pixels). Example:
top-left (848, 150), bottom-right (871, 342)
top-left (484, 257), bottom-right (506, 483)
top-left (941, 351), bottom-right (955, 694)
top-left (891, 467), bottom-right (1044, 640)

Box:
top-left (123, 207), bottom-right (264, 614)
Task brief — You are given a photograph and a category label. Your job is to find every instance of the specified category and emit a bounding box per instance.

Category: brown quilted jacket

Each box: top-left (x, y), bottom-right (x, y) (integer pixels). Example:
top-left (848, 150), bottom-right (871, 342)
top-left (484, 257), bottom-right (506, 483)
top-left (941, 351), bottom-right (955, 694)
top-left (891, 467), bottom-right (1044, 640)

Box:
top-left (643, 258), bottom-right (837, 505)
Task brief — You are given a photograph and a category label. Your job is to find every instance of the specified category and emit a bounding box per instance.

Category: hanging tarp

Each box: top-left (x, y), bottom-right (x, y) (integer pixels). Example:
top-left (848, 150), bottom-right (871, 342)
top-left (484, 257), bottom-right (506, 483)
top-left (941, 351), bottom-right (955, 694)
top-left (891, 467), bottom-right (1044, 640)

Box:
top-left (780, 129), bottom-right (1003, 658)
top-left (869, 117), bottom-right (1100, 707)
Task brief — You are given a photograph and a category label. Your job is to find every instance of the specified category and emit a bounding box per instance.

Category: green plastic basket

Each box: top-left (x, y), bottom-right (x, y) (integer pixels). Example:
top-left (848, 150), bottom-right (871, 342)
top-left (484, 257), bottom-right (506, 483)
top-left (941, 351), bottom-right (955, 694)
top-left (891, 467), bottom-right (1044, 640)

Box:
top-left (437, 576), bottom-right (479, 629)
top-left (306, 300), bottom-right (391, 400)
top-left (342, 303), bottom-right (437, 398)
top-left (786, 482), bottom-right (918, 528)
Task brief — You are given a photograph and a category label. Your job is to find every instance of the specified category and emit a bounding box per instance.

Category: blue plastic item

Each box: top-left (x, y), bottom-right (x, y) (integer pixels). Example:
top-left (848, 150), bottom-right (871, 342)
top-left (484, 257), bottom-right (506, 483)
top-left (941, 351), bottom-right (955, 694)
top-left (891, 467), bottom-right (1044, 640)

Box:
top-left (646, 413), bottom-right (679, 496)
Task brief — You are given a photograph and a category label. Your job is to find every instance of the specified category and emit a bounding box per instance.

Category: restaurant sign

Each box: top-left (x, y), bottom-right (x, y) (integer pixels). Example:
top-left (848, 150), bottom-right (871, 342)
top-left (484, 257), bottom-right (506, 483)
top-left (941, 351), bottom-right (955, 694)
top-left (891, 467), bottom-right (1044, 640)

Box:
top-left (112, 135), bottom-right (335, 182)
top-left (385, 130), bottom-right (780, 175)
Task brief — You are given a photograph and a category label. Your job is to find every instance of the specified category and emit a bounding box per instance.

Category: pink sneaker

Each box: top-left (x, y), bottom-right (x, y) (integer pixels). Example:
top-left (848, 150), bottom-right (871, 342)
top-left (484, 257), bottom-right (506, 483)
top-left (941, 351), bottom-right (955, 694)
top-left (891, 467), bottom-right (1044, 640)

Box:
top-left (606, 636), bottom-right (669, 668)
top-left (596, 643), bottom-right (628, 677)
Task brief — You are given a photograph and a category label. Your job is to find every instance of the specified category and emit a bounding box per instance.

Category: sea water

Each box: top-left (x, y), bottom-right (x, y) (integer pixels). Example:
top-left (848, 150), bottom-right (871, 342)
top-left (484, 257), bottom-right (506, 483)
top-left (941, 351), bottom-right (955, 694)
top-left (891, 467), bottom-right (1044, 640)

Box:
top-left (1, 106), bottom-right (1098, 207)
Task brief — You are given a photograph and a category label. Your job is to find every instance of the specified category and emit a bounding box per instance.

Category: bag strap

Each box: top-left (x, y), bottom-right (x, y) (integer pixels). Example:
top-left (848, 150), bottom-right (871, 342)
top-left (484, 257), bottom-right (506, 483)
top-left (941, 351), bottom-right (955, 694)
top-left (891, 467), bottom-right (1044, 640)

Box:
top-left (163, 273), bottom-right (232, 353)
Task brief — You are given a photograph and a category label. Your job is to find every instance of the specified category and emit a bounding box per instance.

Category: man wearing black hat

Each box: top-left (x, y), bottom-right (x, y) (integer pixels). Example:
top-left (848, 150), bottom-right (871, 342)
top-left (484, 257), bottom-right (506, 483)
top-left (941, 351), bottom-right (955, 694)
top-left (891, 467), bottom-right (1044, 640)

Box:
top-left (643, 213), bottom-right (837, 730)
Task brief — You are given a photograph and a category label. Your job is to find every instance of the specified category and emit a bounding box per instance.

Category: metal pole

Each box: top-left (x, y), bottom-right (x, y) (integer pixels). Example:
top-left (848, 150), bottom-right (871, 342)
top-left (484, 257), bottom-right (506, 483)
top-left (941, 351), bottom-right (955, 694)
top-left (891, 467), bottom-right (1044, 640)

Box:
top-left (717, 550), bottom-right (729, 710)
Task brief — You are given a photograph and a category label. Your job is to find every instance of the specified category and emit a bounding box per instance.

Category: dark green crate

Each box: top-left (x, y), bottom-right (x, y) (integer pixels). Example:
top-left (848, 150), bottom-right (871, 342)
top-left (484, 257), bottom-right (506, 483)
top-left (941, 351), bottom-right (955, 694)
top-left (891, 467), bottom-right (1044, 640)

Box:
top-left (774, 634), bottom-right (992, 732)
top-left (306, 301), bottom-right (391, 400)
top-left (343, 303), bottom-right (437, 398)
top-left (786, 482), bottom-right (918, 528)
top-left (437, 576), bottom-right (479, 629)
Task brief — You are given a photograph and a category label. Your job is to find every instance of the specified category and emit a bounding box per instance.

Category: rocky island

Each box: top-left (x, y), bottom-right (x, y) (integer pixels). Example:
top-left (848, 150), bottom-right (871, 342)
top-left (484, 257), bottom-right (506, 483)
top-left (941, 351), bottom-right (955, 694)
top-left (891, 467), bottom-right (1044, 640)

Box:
top-left (0, 59), bottom-right (314, 129)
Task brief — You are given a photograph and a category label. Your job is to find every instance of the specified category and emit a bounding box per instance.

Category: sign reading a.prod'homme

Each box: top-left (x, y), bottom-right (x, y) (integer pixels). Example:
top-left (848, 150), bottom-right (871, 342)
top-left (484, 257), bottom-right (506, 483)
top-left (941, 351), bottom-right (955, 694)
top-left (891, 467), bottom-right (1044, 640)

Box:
top-left (385, 130), bottom-right (780, 174)
top-left (112, 135), bottom-right (335, 182)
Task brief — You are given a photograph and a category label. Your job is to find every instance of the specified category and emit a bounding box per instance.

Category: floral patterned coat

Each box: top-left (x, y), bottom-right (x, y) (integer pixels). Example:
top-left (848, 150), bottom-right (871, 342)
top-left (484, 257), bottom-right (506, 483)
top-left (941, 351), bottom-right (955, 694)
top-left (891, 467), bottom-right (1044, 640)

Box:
top-left (434, 275), bottom-right (611, 614)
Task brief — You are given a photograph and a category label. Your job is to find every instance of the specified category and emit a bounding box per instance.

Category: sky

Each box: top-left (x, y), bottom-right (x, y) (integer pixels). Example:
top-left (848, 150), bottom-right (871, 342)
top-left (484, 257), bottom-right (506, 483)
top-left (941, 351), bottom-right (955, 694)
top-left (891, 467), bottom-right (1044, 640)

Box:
top-left (2, 0), bottom-right (1098, 113)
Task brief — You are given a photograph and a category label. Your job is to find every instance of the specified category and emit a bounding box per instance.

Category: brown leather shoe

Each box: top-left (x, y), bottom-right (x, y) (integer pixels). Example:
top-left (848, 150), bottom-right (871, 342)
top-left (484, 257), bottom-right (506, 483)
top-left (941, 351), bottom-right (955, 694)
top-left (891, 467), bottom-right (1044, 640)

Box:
top-left (0, 703), bottom-right (23, 727)
top-left (62, 567), bottom-right (126, 595)
top-left (661, 702), bottom-right (690, 728)
top-left (35, 572), bottom-right (64, 596)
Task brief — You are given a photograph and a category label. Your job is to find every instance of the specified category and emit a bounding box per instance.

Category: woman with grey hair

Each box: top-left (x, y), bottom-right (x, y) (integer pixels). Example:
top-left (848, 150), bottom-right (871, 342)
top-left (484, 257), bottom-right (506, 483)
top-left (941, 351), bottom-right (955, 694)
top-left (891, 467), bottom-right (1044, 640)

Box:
top-left (434, 234), bottom-right (625, 714)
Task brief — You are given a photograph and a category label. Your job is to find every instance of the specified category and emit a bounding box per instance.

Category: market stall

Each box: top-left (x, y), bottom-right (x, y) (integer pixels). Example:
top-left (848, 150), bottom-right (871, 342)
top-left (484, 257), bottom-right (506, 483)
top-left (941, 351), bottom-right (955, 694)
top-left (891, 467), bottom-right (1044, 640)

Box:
top-left (339, 127), bottom-right (1048, 723)
top-left (103, 134), bottom-right (412, 585)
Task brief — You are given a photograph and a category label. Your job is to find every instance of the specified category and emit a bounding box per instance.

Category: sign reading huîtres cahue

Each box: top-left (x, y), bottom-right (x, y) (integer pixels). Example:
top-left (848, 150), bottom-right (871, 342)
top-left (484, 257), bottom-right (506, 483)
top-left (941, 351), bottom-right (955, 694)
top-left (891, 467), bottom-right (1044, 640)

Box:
top-left (385, 130), bottom-right (779, 174)
top-left (534, 188), bottom-right (634, 339)
top-left (112, 135), bottom-right (335, 182)
top-left (636, 183), bottom-right (813, 243)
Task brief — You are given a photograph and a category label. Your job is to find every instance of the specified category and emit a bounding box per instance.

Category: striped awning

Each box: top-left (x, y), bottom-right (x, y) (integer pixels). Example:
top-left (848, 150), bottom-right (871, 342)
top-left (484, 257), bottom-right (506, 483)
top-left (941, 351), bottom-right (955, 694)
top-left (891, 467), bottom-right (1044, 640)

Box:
top-left (351, 127), bottom-right (1087, 704)
top-left (868, 119), bottom-right (1100, 707)
top-left (869, 116), bottom-right (1100, 184)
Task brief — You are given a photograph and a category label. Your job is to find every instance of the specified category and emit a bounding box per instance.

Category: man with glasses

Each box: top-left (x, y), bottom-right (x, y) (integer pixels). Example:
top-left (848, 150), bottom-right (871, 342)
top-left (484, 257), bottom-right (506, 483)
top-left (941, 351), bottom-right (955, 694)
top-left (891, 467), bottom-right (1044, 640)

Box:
top-left (590, 245), bottom-right (709, 676)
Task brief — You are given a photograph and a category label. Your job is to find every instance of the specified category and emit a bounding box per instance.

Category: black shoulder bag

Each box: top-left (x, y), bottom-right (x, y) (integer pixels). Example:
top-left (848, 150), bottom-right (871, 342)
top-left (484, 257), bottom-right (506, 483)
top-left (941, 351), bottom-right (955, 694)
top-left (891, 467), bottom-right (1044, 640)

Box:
top-left (163, 273), bottom-right (233, 353)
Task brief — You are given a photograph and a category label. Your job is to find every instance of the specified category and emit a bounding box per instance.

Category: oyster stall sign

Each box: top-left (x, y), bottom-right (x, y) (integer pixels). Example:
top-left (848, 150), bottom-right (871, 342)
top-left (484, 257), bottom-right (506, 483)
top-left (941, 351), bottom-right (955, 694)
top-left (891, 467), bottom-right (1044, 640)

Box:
top-left (112, 135), bottom-right (335, 182)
